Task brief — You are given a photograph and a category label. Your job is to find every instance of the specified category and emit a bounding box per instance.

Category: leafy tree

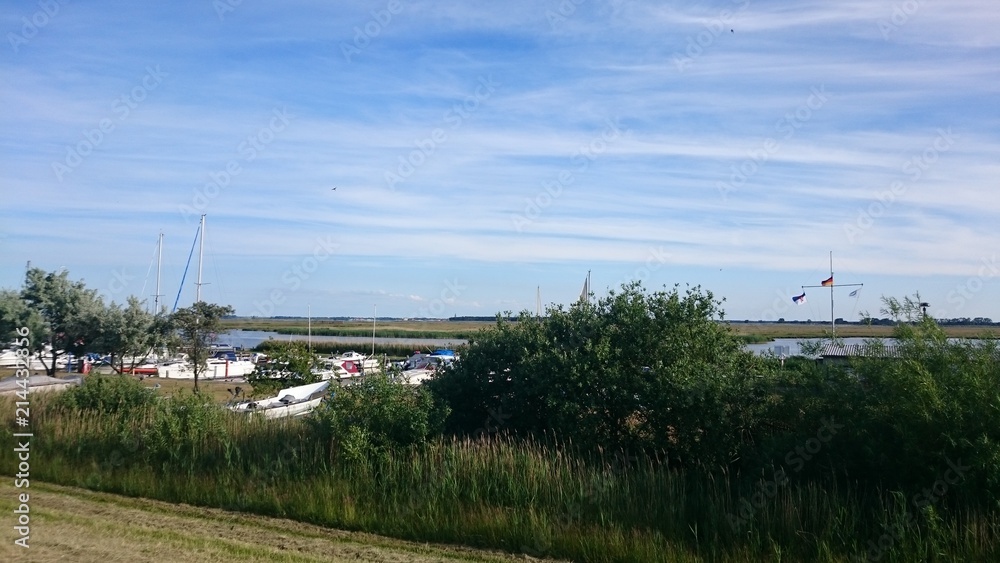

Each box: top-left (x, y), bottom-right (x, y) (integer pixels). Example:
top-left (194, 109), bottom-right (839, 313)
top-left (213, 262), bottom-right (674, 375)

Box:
top-left (20, 268), bottom-right (104, 375)
top-left (0, 288), bottom-right (45, 349)
top-left (429, 282), bottom-right (769, 466)
top-left (91, 296), bottom-right (172, 374)
top-left (246, 340), bottom-right (320, 396)
top-left (170, 301), bottom-right (234, 392)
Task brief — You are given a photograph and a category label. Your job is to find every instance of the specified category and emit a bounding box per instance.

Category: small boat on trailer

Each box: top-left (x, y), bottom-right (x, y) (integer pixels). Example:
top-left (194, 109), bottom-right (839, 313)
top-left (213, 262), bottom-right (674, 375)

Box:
top-left (227, 380), bottom-right (331, 419)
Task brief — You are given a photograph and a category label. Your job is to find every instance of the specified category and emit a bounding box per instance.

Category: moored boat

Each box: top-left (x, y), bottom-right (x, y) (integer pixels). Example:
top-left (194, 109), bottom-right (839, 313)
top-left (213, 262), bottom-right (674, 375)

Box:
top-left (227, 380), bottom-right (331, 419)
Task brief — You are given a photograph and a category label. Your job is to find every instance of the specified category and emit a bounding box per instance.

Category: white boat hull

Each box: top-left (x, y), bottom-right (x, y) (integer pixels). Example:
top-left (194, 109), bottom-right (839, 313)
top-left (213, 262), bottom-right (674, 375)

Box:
top-left (158, 359), bottom-right (256, 379)
top-left (228, 380), bottom-right (330, 419)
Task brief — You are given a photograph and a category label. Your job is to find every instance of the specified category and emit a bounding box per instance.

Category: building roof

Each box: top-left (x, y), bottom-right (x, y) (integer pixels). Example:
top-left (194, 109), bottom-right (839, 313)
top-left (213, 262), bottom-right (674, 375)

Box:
top-left (820, 343), bottom-right (902, 359)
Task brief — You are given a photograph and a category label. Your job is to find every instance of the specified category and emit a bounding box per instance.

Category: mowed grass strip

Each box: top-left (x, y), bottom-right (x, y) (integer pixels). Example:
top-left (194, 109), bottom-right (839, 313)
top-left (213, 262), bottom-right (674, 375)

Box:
top-left (0, 481), bottom-right (561, 563)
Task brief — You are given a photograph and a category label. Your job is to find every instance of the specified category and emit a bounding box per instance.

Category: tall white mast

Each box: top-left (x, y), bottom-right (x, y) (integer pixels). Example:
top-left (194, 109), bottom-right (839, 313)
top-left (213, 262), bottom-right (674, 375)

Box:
top-left (196, 214), bottom-right (205, 303)
top-left (154, 231), bottom-right (163, 312)
top-left (308, 304), bottom-right (311, 354)
top-left (372, 305), bottom-right (377, 356)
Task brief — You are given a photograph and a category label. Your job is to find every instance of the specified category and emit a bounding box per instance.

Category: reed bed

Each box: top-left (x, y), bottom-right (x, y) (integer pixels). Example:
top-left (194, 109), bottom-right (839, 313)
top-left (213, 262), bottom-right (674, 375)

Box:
top-left (3, 392), bottom-right (998, 562)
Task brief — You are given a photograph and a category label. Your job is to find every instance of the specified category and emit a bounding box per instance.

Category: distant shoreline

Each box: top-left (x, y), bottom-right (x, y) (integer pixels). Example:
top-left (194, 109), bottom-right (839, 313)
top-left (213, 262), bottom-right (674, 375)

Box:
top-left (220, 318), bottom-right (999, 341)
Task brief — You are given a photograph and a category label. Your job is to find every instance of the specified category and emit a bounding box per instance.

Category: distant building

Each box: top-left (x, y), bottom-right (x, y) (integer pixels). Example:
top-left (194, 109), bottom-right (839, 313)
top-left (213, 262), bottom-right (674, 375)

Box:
top-left (819, 343), bottom-right (901, 365)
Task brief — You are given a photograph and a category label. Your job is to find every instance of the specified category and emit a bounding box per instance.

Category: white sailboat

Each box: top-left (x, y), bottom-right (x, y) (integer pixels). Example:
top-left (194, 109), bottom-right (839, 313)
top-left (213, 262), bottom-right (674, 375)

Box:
top-left (157, 215), bottom-right (254, 379)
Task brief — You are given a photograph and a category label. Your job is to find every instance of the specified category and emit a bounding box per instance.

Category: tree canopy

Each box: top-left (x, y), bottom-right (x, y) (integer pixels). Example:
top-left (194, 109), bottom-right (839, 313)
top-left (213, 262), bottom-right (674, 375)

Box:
top-left (170, 301), bottom-right (235, 391)
top-left (429, 282), bottom-right (769, 466)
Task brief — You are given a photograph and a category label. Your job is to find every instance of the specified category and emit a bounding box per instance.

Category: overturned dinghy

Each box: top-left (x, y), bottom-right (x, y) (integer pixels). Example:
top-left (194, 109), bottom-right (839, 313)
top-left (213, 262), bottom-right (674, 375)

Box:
top-left (228, 380), bottom-right (330, 419)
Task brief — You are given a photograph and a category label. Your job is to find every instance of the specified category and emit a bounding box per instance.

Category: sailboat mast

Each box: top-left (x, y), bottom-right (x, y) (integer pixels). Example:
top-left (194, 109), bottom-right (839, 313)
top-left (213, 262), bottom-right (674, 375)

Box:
top-left (154, 232), bottom-right (163, 312)
top-left (372, 305), bottom-right (376, 357)
top-left (196, 214), bottom-right (205, 303)
top-left (308, 304), bottom-right (311, 354)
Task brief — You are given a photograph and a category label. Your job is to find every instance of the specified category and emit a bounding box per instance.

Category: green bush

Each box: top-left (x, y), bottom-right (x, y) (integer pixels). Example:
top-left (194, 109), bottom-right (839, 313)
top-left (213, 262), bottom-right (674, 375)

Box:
top-left (429, 282), bottom-right (770, 467)
top-left (143, 391), bottom-right (229, 473)
top-left (54, 374), bottom-right (157, 415)
top-left (747, 295), bottom-right (1000, 505)
top-left (310, 372), bottom-right (449, 460)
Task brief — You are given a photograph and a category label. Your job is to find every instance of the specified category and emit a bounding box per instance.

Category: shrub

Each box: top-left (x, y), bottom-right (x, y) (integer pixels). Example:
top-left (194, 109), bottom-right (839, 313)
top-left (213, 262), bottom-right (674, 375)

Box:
top-left (429, 282), bottom-right (770, 467)
top-left (54, 374), bottom-right (157, 415)
top-left (310, 371), bottom-right (449, 460)
top-left (143, 391), bottom-right (229, 473)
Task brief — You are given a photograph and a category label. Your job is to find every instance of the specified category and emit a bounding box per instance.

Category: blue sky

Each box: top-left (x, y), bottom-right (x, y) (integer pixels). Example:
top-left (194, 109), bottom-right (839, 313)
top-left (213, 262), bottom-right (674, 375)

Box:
top-left (2, 0), bottom-right (998, 321)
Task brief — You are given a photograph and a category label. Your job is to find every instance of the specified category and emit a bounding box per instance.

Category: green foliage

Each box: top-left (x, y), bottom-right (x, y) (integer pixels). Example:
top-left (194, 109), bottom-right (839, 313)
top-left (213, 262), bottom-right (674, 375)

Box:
top-left (246, 340), bottom-right (319, 395)
top-left (254, 340), bottom-right (433, 361)
top-left (843, 297), bottom-right (1000, 500)
top-left (19, 267), bottom-right (105, 374)
top-left (143, 392), bottom-right (229, 473)
top-left (169, 301), bottom-right (235, 391)
top-left (310, 372), bottom-right (449, 460)
top-left (430, 282), bottom-right (768, 467)
top-left (54, 374), bottom-right (158, 415)
top-left (749, 294), bottom-right (1000, 508)
top-left (91, 296), bottom-right (172, 373)
top-left (0, 288), bottom-right (45, 349)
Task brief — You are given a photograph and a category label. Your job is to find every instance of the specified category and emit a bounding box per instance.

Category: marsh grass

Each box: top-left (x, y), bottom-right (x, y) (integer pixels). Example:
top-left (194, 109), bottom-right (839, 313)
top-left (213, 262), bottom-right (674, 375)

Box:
top-left (4, 392), bottom-right (998, 562)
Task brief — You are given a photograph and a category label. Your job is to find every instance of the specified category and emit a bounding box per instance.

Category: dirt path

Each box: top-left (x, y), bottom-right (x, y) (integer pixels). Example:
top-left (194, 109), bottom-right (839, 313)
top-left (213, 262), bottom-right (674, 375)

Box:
top-left (0, 481), bottom-right (552, 562)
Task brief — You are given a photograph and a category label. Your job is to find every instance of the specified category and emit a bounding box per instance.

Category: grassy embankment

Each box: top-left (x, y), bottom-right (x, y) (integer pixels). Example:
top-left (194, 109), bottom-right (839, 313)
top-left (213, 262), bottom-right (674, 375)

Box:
top-left (3, 388), bottom-right (998, 563)
top-left (0, 480), bottom-right (542, 562)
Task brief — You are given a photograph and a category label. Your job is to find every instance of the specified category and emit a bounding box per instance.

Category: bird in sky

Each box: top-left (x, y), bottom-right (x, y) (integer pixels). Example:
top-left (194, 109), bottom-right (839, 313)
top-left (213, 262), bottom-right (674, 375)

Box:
top-left (331, 187), bottom-right (337, 190)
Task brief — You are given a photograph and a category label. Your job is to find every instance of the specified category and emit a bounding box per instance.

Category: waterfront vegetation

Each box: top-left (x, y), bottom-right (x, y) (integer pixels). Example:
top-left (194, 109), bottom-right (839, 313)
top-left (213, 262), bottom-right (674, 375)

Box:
top-left (220, 317), bottom-right (1000, 342)
top-left (3, 285), bottom-right (1000, 561)
top-left (221, 318), bottom-right (486, 340)
top-left (255, 340), bottom-right (440, 361)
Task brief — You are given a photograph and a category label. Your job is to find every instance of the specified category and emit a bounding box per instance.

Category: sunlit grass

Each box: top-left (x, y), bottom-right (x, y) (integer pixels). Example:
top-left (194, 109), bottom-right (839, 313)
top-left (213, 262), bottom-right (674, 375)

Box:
top-left (3, 391), bottom-right (998, 562)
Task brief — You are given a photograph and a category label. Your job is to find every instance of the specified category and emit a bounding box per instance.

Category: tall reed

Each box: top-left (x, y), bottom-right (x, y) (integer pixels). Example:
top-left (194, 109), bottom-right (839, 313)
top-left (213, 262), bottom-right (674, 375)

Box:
top-left (3, 393), bottom-right (997, 562)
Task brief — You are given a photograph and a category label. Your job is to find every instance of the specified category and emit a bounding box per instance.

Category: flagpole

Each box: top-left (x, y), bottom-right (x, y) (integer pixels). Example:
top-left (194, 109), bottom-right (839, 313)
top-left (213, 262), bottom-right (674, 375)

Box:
top-left (830, 251), bottom-right (835, 336)
top-left (800, 251), bottom-right (862, 338)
